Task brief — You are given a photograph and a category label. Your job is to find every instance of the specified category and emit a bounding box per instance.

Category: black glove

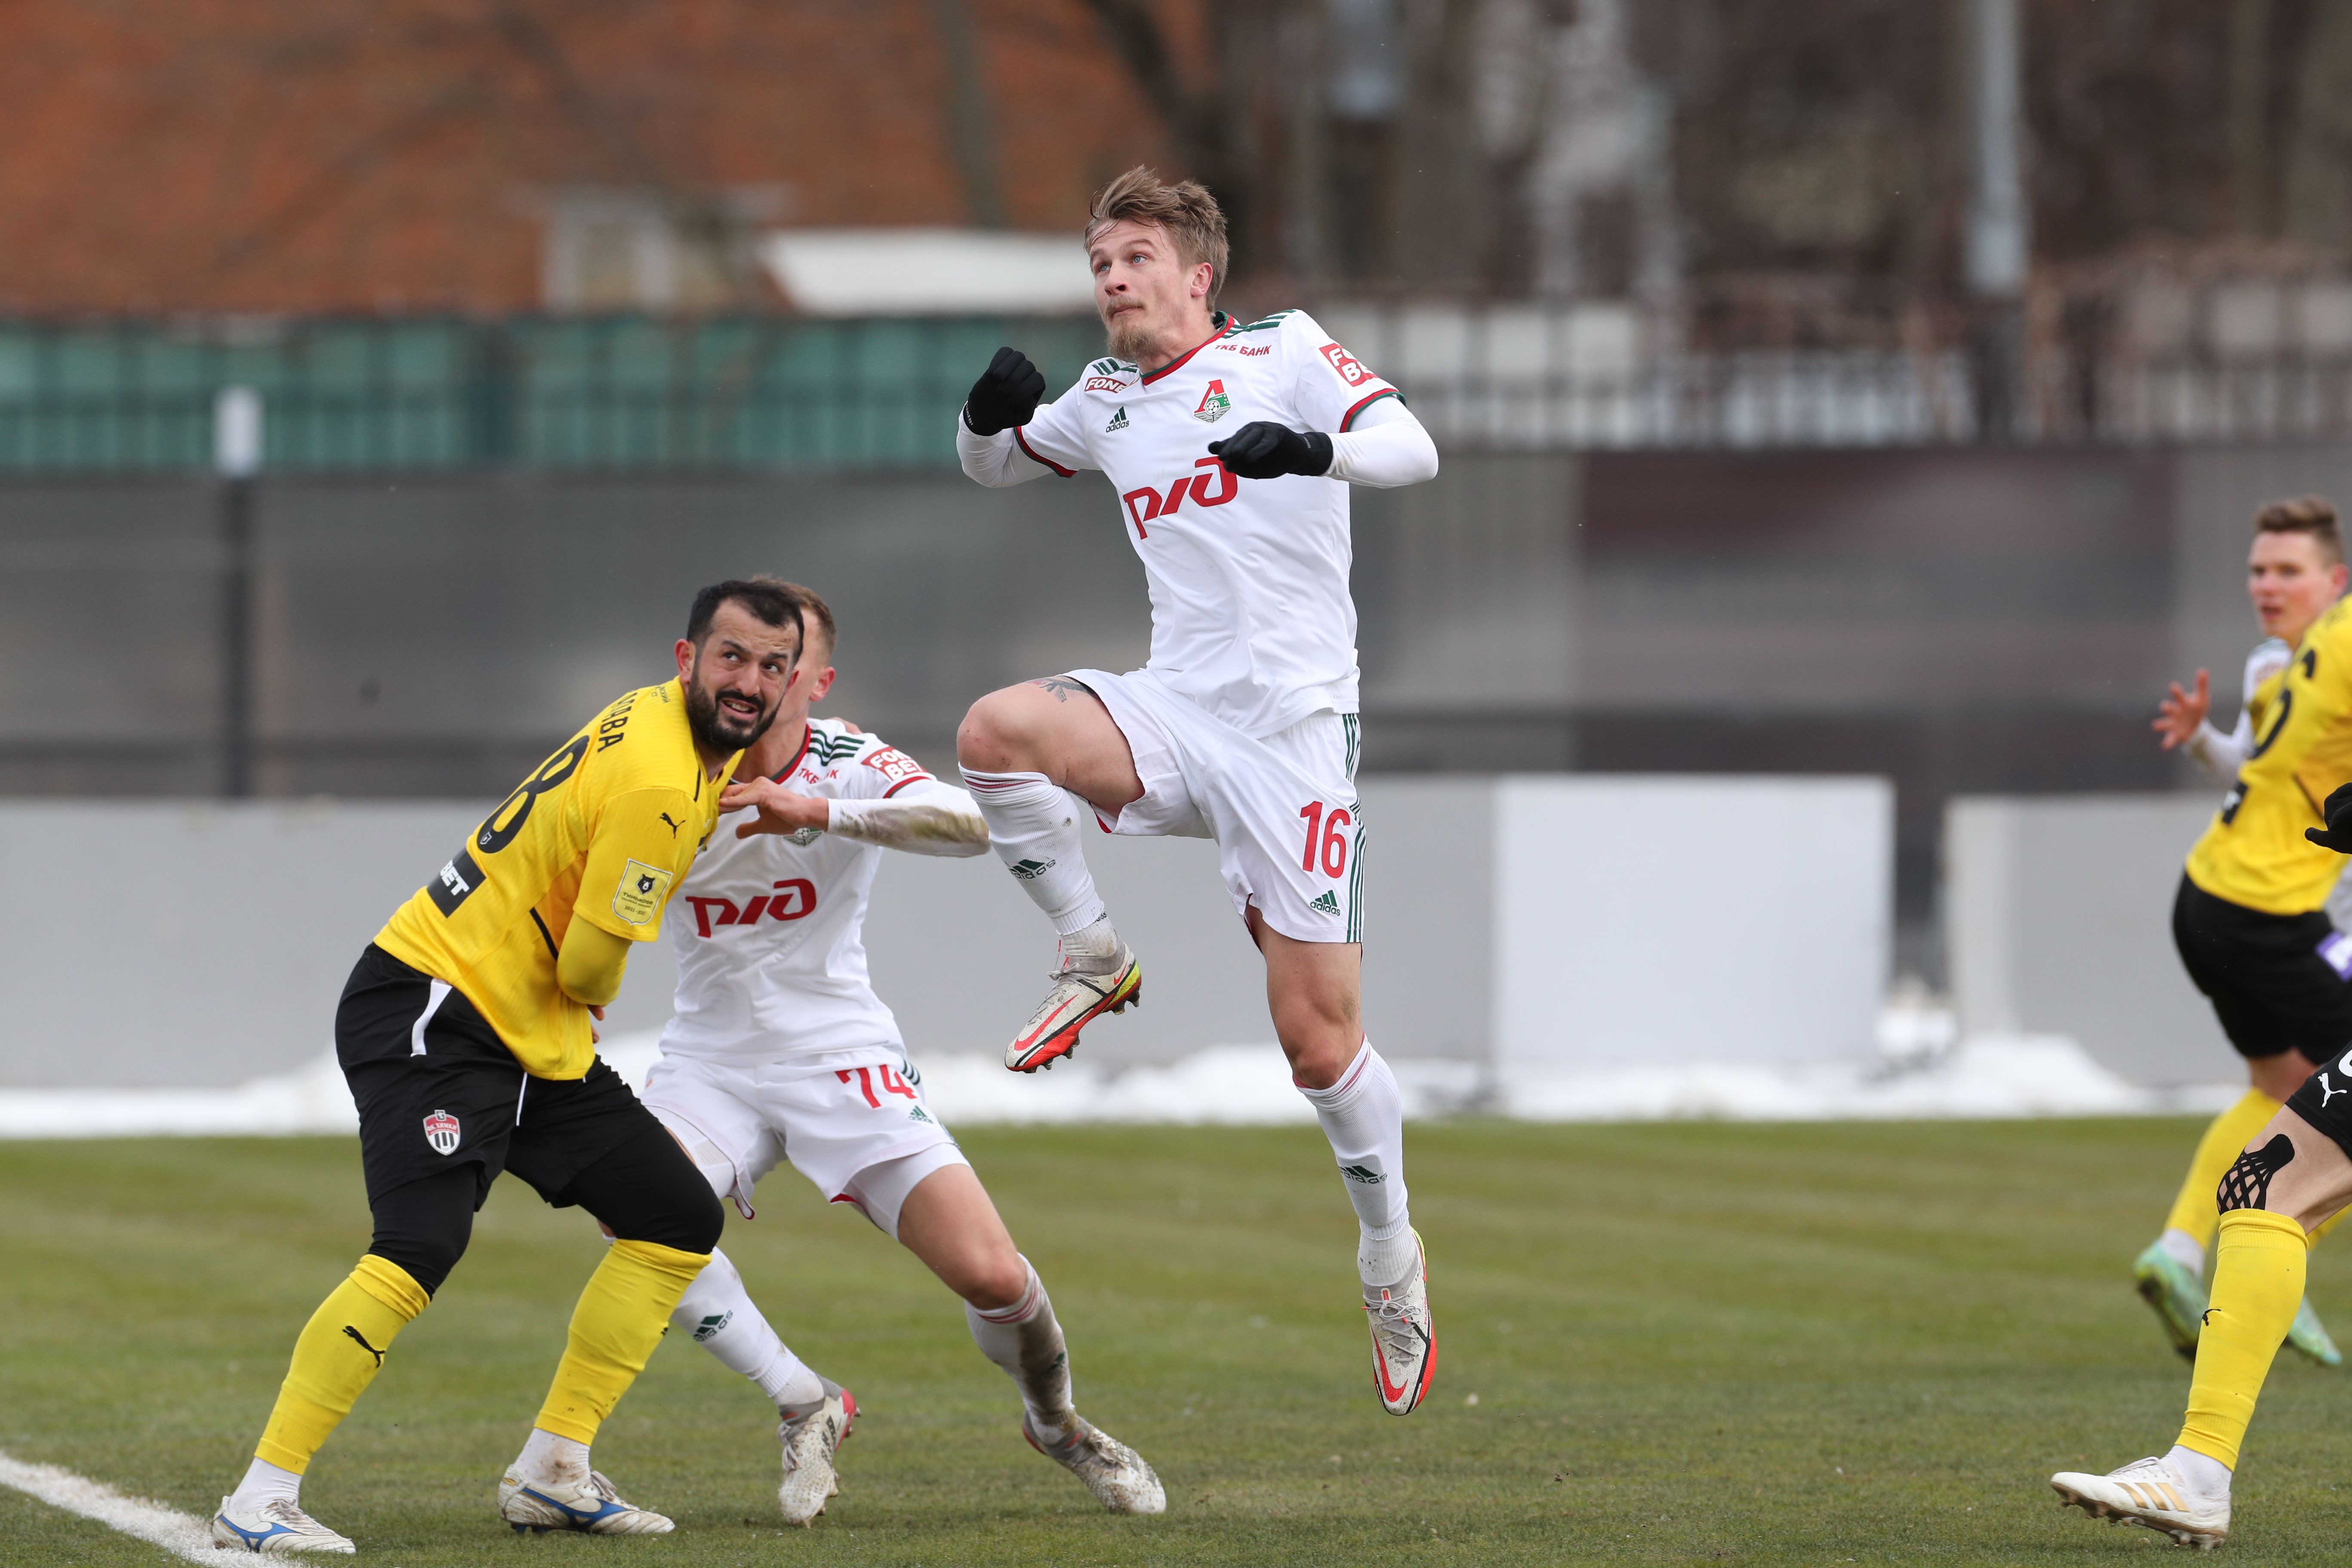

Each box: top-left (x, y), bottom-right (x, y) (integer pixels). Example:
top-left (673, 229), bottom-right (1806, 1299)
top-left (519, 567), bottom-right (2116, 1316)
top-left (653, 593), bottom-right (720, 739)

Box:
top-left (963, 346), bottom-right (1045, 436)
top-left (1208, 422), bottom-right (1333, 480)
top-left (2309, 782), bottom-right (2352, 852)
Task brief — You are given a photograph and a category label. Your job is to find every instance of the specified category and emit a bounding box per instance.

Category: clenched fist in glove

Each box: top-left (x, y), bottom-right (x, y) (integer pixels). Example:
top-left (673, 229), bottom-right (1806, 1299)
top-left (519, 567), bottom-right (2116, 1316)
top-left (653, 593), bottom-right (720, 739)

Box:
top-left (2309, 782), bottom-right (2352, 852)
top-left (963, 346), bottom-right (1046, 436)
top-left (1208, 422), bottom-right (1334, 480)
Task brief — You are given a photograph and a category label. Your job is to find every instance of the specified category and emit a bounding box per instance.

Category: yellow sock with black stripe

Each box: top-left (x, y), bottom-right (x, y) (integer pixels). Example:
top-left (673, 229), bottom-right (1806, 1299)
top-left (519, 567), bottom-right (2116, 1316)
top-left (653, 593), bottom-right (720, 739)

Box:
top-left (2177, 1209), bottom-right (2309, 1470)
top-left (2165, 1091), bottom-right (2283, 1255)
top-left (254, 1256), bottom-right (431, 1473)
top-left (532, 1240), bottom-right (709, 1444)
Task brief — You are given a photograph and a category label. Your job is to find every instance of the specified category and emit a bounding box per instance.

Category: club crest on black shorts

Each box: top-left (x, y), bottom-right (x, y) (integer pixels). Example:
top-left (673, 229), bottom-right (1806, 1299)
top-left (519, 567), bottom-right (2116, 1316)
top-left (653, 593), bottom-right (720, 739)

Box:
top-left (423, 1109), bottom-right (461, 1156)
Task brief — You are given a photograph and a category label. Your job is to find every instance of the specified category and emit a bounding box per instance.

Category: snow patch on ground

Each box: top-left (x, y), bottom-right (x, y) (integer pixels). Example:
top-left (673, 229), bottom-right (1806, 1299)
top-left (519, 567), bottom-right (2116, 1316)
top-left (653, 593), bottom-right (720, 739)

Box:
top-left (0, 1029), bottom-right (2236, 1139)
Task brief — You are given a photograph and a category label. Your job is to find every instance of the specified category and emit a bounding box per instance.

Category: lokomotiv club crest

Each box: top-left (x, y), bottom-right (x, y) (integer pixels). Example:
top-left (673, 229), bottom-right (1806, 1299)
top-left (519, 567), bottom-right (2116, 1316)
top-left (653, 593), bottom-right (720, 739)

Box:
top-left (422, 1109), bottom-right (461, 1156)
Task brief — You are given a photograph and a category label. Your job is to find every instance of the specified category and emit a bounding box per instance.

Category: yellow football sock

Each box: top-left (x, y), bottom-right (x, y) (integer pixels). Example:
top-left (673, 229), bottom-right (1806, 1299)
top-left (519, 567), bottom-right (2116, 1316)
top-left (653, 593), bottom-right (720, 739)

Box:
top-left (532, 1239), bottom-right (709, 1445)
top-left (2164, 1090), bottom-right (2282, 1254)
top-left (254, 1256), bottom-right (431, 1473)
top-left (2178, 1209), bottom-right (2309, 1470)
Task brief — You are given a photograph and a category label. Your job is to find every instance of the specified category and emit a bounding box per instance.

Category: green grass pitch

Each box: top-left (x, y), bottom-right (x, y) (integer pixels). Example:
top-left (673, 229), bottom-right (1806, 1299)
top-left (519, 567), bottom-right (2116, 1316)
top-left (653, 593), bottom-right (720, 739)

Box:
top-left (6, 1119), bottom-right (2352, 1565)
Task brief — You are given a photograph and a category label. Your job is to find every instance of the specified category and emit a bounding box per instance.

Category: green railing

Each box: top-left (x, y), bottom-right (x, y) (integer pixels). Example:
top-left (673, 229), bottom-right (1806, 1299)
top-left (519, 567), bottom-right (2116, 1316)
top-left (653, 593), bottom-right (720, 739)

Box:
top-left (0, 315), bottom-right (1108, 473)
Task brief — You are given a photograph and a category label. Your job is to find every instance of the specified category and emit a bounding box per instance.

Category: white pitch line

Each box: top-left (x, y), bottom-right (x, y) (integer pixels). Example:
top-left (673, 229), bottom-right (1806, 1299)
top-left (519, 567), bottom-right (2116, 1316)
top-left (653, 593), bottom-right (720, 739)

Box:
top-left (0, 1449), bottom-right (217, 1562)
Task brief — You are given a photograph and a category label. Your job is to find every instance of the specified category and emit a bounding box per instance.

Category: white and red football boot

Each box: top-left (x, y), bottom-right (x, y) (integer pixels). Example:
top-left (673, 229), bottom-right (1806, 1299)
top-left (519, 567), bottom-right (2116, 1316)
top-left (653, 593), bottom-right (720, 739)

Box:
top-left (1004, 942), bottom-right (1141, 1073)
top-left (1366, 1230), bottom-right (1436, 1416)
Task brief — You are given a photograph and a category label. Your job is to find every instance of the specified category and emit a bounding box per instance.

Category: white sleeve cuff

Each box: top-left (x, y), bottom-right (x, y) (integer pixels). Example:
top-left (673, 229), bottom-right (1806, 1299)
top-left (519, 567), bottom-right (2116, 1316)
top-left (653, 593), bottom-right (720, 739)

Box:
top-left (1325, 401), bottom-right (1438, 487)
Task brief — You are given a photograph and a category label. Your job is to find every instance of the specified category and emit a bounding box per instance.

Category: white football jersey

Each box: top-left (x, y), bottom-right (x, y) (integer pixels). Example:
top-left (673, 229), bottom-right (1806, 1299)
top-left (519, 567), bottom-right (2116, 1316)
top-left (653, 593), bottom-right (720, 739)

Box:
top-left (660, 718), bottom-right (953, 1063)
top-left (1002, 308), bottom-right (1404, 739)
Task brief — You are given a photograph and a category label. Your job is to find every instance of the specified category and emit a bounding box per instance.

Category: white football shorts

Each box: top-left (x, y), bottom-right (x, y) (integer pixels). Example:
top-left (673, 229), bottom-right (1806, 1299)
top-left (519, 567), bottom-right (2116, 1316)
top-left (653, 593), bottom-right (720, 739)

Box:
top-left (639, 1046), bottom-right (968, 1240)
top-left (1068, 665), bottom-right (1366, 945)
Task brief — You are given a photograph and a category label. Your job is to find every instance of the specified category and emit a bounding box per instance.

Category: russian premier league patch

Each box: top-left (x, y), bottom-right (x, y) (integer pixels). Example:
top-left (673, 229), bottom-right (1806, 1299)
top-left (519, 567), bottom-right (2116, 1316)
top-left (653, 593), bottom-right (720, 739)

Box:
top-left (613, 858), bottom-right (673, 926)
top-left (423, 1109), bottom-right (461, 1156)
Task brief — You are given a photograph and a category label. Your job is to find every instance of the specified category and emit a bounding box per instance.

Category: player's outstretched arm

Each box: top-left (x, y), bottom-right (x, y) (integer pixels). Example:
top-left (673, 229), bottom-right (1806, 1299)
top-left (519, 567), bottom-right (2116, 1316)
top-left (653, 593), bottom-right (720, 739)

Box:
top-left (829, 779), bottom-right (989, 857)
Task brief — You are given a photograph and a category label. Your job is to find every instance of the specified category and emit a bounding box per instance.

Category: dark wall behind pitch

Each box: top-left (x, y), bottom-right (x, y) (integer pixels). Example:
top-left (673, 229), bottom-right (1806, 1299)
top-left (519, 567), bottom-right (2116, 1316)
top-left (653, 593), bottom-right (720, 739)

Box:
top-left (6, 444), bottom-right (2339, 979)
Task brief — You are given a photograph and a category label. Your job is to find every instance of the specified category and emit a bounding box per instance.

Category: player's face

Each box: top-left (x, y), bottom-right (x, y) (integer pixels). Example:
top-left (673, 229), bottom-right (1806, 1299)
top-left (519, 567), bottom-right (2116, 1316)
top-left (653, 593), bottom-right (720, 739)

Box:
top-left (680, 600), bottom-right (801, 755)
top-left (2247, 531), bottom-right (2348, 647)
top-left (1088, 220), bottom-right (1213, 362)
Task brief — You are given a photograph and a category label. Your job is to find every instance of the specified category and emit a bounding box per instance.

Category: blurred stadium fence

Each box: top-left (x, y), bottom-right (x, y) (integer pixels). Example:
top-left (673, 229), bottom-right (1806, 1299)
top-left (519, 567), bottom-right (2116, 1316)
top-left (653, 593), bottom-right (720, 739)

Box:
top-left (17, 306), bottom-right (2352, 475)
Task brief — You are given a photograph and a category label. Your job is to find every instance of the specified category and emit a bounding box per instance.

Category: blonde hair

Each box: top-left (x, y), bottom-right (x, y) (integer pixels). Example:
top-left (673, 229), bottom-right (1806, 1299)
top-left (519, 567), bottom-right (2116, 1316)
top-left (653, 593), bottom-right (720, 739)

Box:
top-left (1083, 166), bottom-right (1229, 308)
top-left (752, 576), bottom-right (836, 659)
top-left (2254, 495), bottom-right (2344, 566)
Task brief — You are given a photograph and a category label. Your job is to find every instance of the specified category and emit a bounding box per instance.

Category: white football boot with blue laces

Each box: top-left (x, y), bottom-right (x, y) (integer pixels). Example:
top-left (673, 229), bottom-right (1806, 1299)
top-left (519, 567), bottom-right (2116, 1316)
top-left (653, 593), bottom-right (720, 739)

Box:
top-left (496, 1468), bottom-right (674, 1535)
top-left (209, 1497), bottom-right (356, 1555)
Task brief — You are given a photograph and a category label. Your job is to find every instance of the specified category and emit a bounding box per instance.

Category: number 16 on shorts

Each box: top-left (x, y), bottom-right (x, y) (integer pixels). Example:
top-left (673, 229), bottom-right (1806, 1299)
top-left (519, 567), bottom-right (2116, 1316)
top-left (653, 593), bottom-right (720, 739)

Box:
top-left (1299, 800), bottom-right (1351, 876)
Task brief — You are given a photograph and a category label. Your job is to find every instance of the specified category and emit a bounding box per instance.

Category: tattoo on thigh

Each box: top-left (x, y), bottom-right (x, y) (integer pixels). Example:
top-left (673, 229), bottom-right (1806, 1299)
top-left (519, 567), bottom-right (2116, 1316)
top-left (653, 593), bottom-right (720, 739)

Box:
top-left (1032, 677), bottom-right (1086, 703)
top-left (2218, 1133), bottom-right (2298, 1213)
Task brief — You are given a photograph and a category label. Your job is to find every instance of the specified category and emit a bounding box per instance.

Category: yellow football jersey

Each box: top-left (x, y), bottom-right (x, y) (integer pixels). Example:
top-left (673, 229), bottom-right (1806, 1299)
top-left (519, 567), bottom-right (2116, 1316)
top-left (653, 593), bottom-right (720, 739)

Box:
top-left (376, 680), bottom-right (732, 1078)
top-left (2187, 598), bottom-right (2352, 915)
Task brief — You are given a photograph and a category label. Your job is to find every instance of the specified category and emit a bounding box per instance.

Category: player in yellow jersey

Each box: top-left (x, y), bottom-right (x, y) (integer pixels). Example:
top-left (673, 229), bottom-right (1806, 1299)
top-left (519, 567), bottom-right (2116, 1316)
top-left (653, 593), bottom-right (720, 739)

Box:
top-left (210, 580), bottom-right (806, 1556)
top-left (2134, 497), bottom-right (2352, 1369)
top-left (2052, 501), bottom-right (2352, 1547)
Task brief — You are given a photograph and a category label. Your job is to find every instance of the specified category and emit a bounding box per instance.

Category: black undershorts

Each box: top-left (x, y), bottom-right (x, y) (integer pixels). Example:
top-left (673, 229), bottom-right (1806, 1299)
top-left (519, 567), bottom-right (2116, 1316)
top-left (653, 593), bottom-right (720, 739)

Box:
top-left (336, 943), bottom-right (662, 1210)
top-left (2172, 876), bottom-right (2352, 1063)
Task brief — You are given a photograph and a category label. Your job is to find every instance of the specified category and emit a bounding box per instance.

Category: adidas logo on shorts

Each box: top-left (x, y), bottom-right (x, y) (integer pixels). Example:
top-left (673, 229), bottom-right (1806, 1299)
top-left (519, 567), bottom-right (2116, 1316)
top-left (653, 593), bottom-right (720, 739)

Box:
top-left (1309, 890), bottom-right (1341, 915)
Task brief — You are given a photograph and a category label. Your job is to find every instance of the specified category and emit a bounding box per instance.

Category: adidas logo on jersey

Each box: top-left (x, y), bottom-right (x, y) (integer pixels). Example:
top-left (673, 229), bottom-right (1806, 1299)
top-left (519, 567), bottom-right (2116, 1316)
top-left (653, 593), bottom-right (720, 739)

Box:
top-left (1309, 890), bottom-right (1341, 915)
top-left (1011, 857), bottom-right (1057, 881)
top-left (1339, 1163), bottom-right (1385, 1185)
top-left (1105, 407), bottom-right (1129, 432)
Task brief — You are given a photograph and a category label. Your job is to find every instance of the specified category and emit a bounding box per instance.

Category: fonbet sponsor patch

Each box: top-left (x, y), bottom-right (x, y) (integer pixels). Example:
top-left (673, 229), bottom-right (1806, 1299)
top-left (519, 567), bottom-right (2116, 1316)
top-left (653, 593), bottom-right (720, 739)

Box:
top-left (612, 858), bottom-right (674, 926)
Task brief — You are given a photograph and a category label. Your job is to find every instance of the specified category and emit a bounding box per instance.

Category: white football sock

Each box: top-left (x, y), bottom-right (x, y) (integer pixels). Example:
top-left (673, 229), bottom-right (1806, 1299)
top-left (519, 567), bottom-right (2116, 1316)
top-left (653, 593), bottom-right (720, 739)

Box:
top-left (514, 1428), bottom-right (590, 1487)
top-left (2158, 1226), bottom-right (2206, 1277)
top-left (672, 1247), bottom-right (824, 1407)
top-left (2165, 1444), bottom-right (2232, 1499)
top-left (960, 768), bottom-right (1108, 937)
top-left (226, 1457), bottom-right (302, 1514)
top-left (1294, 1040), bottom-right (1414, 1286)
top-left (966, 1256), bottom-right (1077, 1443)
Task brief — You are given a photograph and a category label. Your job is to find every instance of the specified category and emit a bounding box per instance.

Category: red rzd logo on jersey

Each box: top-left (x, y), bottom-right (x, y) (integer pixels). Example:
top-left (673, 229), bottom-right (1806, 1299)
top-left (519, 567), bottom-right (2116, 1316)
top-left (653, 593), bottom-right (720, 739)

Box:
top-left (1120, 457), bottom-right (1240, 538)
top-left (423, 1109), bottom-right (460, 1156)
top-left (1320, 342), bottom-right (1372, 386)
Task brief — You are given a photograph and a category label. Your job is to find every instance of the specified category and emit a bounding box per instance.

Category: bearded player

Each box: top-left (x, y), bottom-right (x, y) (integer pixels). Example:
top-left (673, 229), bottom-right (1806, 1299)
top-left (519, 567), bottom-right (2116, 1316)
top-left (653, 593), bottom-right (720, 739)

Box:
top-left (211, 580), bottom-right (800, 1553)
top-left (633, 582), bottom-right (1162, 1523)
top-left (952, 167), bottom-right (1442, 1414)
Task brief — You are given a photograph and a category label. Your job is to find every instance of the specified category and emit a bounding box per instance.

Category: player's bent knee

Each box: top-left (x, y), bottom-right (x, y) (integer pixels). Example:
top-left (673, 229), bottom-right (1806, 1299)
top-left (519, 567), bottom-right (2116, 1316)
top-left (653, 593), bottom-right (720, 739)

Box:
top-left (565, 1120), bottom-right (728, 1254)
top-left (366, 1164), bottom-right (482, 1297)
top-left (962, 1250), bottom-right (1032, 1311)
top-left (2219, 1133), bottom-right (2298, 1213)
top-left (956, 688), bottom-right (1034, 771)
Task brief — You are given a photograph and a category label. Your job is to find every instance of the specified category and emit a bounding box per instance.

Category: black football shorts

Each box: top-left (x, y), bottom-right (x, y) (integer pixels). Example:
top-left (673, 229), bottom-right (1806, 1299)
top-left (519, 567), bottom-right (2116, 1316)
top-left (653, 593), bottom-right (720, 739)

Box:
top-left (335, 943), bottom-right (658, 1209)
top-left (2172, 875), bottom-right (2352, 1063)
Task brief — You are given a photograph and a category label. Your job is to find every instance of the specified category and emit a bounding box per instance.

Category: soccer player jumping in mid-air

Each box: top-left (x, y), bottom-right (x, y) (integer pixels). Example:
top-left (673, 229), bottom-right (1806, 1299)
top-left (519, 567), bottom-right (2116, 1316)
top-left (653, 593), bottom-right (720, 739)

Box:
top-left (952, 167), bottom-right (1443, 1414)
top-left (211, 581), bottom-right (799, 1555)
top-left (636, 581), bottom-right (1162, 1522)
